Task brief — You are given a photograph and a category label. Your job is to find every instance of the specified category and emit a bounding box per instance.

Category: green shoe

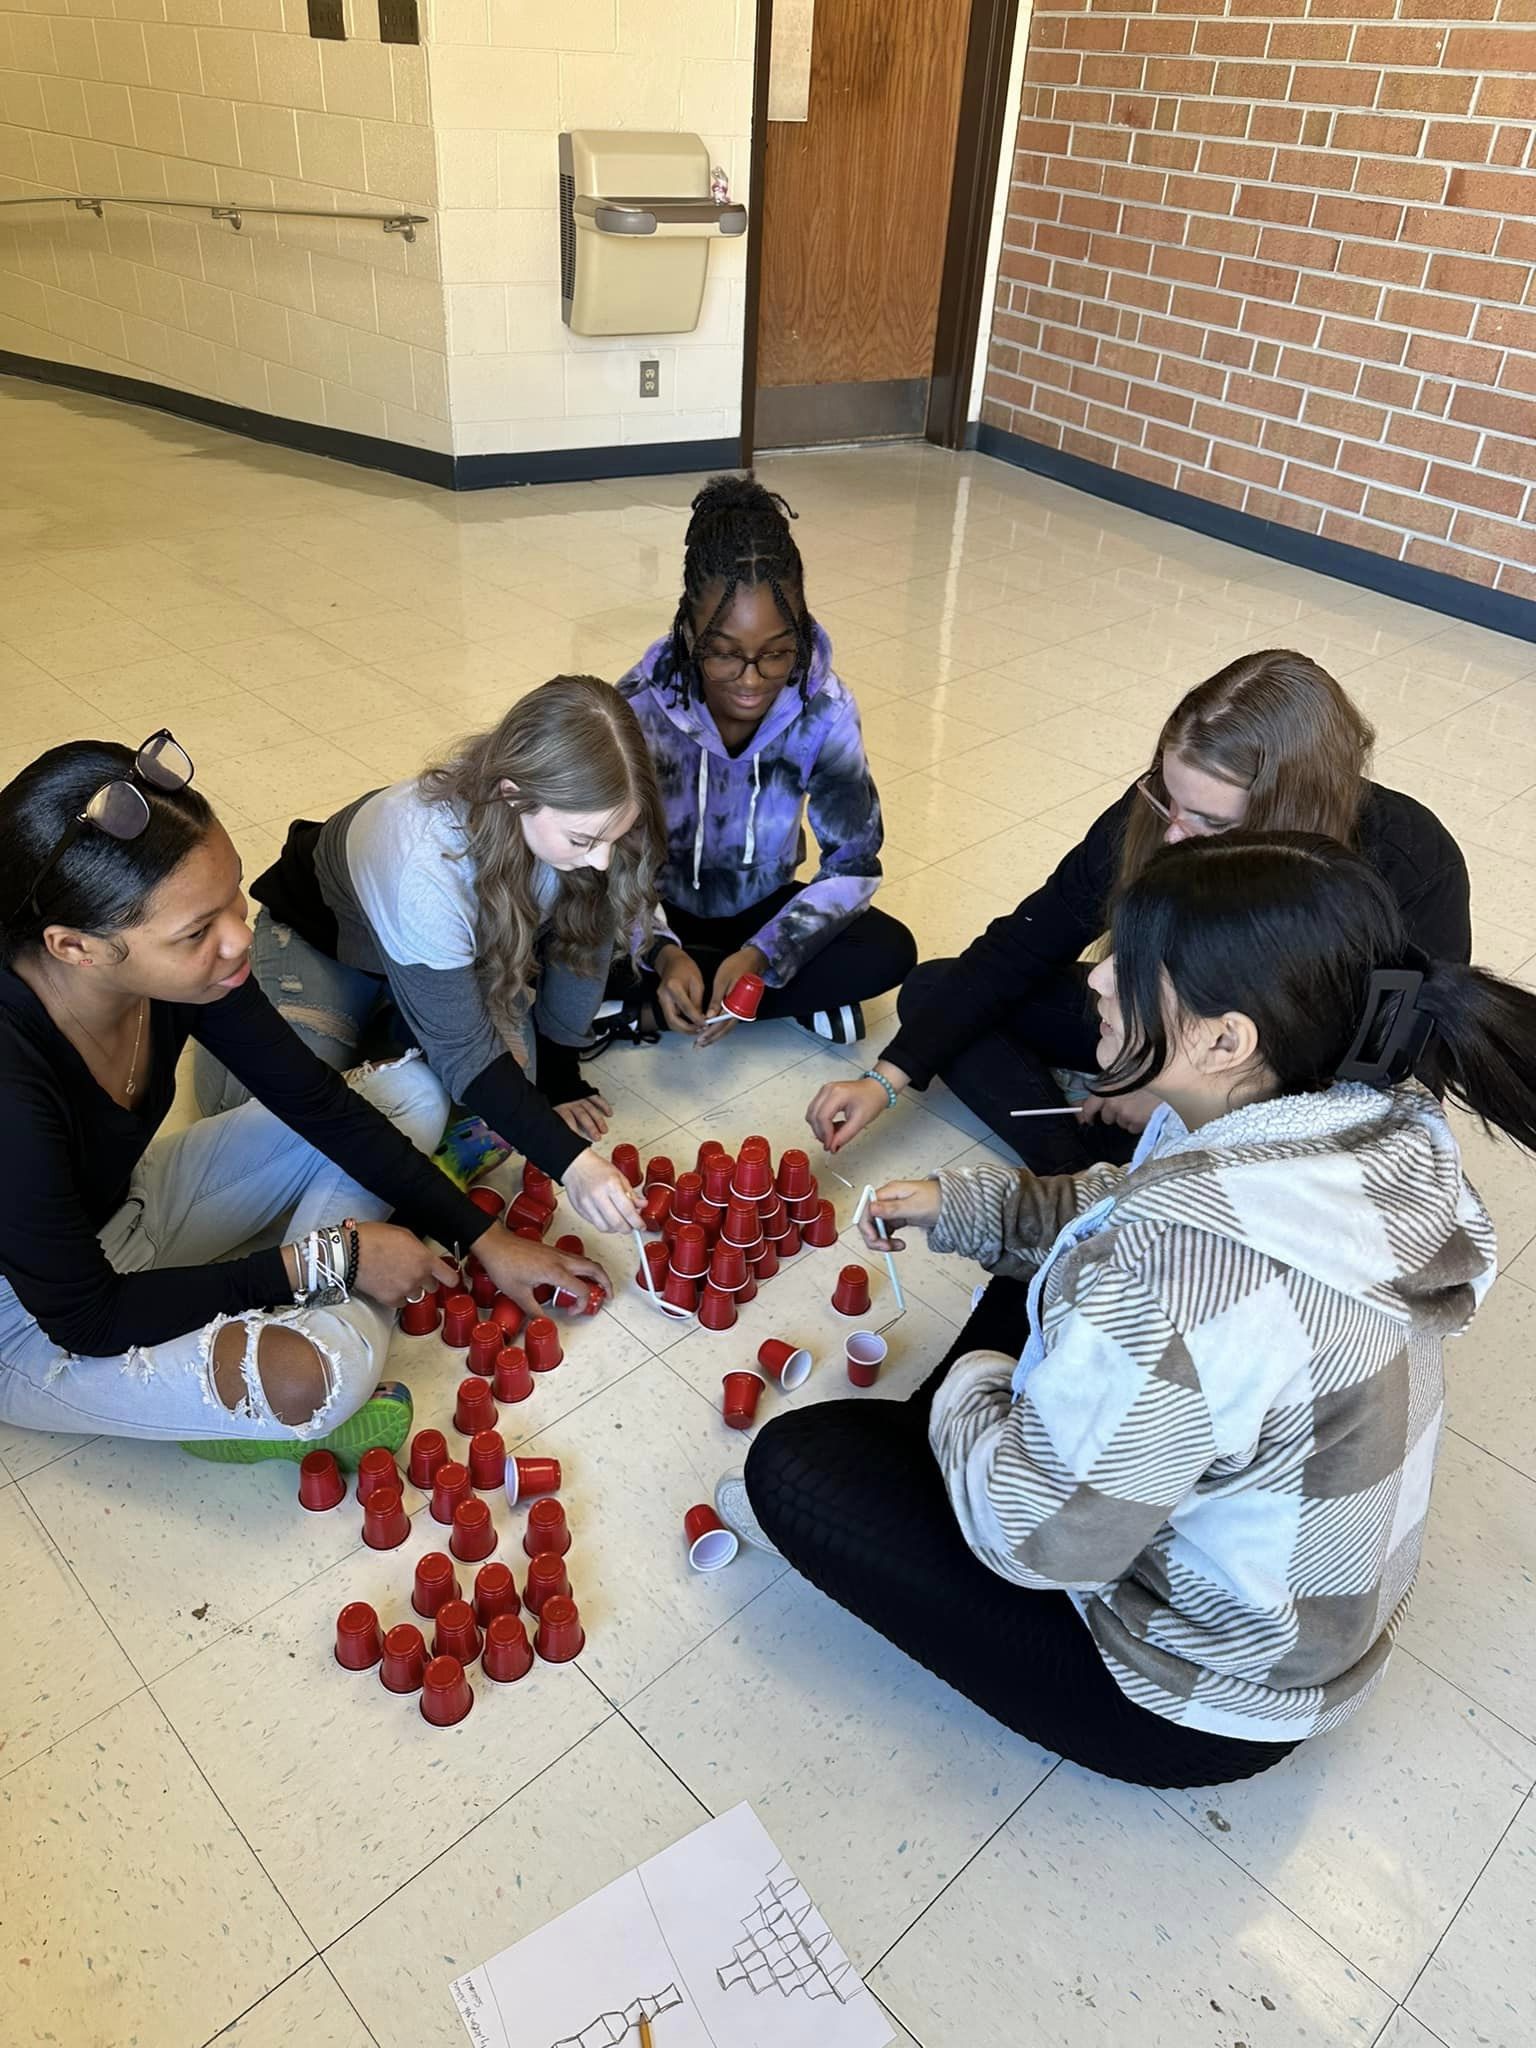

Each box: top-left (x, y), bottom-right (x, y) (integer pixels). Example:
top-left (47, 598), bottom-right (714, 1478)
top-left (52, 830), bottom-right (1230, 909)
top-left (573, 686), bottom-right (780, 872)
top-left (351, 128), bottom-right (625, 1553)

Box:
top-left (180, 1382), bottom-right (413, 1470)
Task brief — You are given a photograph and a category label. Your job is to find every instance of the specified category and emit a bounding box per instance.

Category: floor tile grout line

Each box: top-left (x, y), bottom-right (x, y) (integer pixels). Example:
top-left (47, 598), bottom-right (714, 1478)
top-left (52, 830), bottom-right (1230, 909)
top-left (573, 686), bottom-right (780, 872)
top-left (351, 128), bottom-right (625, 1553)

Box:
top-left (1397, 1783), bottom-right (1531, 2019)
top-left (1392, 1642), bottom-right (1536, 1754)
top-left (1443, 1422), bottom-right (1536, 1492)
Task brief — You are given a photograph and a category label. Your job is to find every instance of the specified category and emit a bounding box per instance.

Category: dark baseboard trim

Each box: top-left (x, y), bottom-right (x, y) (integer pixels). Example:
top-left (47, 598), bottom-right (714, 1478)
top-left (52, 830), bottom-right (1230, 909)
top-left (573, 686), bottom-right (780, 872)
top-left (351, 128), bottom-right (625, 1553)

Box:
top-left (0, 348), bottom-right (740, 492)
top-left (974, 420), bottom-right (1536, 645)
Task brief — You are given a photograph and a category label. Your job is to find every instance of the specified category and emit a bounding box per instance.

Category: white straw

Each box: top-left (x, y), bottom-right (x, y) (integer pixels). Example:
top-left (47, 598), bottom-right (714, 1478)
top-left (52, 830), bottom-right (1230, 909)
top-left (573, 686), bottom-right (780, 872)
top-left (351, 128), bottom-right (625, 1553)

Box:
top-left (851, 1182), bottom-right (873, 1230)
top-left (1009, 1105), bottom-right (1086, 1117)
top-left (632, 1227), bottom-right (693, 1322)
top-left (874, 1215), bottom-right (906, 1315)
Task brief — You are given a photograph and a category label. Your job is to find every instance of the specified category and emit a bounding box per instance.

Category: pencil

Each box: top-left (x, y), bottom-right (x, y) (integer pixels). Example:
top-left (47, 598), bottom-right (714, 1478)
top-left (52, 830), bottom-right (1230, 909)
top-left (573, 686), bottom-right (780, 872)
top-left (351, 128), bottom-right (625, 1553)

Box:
top-left (638, 2015), bottom-right (653, 2048)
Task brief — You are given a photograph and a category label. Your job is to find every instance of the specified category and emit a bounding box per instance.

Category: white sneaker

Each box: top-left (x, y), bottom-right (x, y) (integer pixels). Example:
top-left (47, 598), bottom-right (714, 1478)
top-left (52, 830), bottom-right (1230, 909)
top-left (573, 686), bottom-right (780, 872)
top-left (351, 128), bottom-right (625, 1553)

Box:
top-left (714, 1472), bottom-right (782, 1557)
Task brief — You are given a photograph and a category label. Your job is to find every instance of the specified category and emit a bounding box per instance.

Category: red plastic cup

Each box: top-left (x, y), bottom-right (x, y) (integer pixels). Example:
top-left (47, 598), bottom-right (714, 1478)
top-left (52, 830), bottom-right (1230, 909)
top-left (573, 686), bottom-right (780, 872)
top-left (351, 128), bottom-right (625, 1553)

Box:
top-left (696, 1138), bottom-right (727, 1173)
top-left (552, 1280), bottom-right (604, 1317)
top-left (697, 1284), bottom-right (737, 1331)
top-left (472, 1560), bottom-right (520, 1627)
top-left (431, 1460), bottom-right (472, 1525)
top-left (523, 1550), bottom-right (572, 1614)
top-left (482, 1612), bottom-right (534, 1682)
top-left (506, 1455), bottom-right (562, 1507)
top-left (432, 1597), bottom-right (482, 1665)
top-left (846, 1330), bottom-right (887, 1388)
top-left (398, 1290), bottom-right (440, 1337)
top-left (612, 1142), bottom-right (642, 1188)
top-left (709, 1241), bottom-right (748, 1293)
top-left (488, 1294), bottom-right (525, 1338)
top-left (525, 1317), bottom-right (563, 1373)
top-left (831, 1264), bottom-right (873, 1318)
top-left (467, 1261), bottom-right (498, 1310)
top-left (434, 1262), bottom-right (463, 1309)
top-left (776, 1148), bottom-right (813, 1199)
top-left (644, 1155), bottom-right (676, 1190)
top-left (661, 1270), bottom-right (698, 1315)
top-left (684, 1503), bottom-right (739, 1572)
top-left (759, 1193), bottom-right (788, 1236)
top-left (722, 973), bottom-right (764, 1020)
top-left (454, 1377), bottom-right (498, 1437)
top-left (752, 1243), bottom-right (780, 1283)
top-left (522, 1162), bottom-right (556, 1204)
top-left (669, 1223), bottom-right (710, 1280)
top-left (450, 1496), bottom-right (498, 1563)
top-left (731, 1154), bottom-right (773, 1200)
top-left (639, 1183), bottom-right (671, 1231)
top-left (468, 1429), bottom-right (507, 1491)
top-left (740, 1135), bottom-right (771, 1162)
top-left (297, 1449), bottom-right (345, 1512)
top-left (523, 1495), bottom-right (571, 1558)
top-left (781, 1222), bottom-right (803, 1258)
top-left (737, 1273), bottom-right (758, 1305)
top-left (467, 1322), bottom-right (502, 1377)
top-left (721, 1370), bottom-right (766, 1430)
top-left (411, 1550), bottom-right (461, 1619)
top-left (554, 1232), bottom-right (585, 1258)
top-left (513, 1223), bottom-right (544, 1244)
top-left (508, 1189), bottom-right (556, 1234)
top-left (758, 1338), bottom-right (813, 1391)
top-left (493, 1346), bottom-right (534, 1404)
top-left (379, 1621), bottom-right (428, 1694)
top-left (361, 1483), bottom-right (410, 1550)
top-left (802, 1200), bottom-right (839, 1249)
top-left (440, 1292), bottom-right (478, 1347)
top-left (701, 1156), bottom-right (735, 1205)
top-left (335, 1600), bottom-right (382, 1670)
top-left (420, 1654), bottom-right (474, 1726)
top-left (535, 1593), bottom-right (585, 1662)
top-left (721, 1200), bottom-right (762, 1249)
top-left (636, 1239), bottom-right (670, 1292)
top-left (786, 1180), bottom-right (821, 1220)
top-left (670, 1171), bottom-right (703, 1221)
top-left (695, 1197), bottom-right (726, 1239)
top-left (468, 1185), bottom-right (505, 1220)
top-left (355, 1446), bottom-right (400, 1506)
top-left (407, 1428), bottom-right (450, 1492)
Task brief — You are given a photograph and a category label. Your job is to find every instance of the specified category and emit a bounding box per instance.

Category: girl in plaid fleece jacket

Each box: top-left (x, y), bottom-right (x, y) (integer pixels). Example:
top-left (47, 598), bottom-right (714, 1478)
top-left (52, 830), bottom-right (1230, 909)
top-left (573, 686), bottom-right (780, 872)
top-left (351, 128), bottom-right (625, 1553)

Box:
top-left (742, 834), bottom-right (1535, 1786)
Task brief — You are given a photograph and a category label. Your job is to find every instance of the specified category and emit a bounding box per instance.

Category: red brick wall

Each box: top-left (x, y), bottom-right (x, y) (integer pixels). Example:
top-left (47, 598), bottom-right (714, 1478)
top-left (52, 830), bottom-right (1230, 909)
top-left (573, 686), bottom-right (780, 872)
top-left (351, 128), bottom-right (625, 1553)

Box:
top-left (981, 0), bottom-right (1536, 601)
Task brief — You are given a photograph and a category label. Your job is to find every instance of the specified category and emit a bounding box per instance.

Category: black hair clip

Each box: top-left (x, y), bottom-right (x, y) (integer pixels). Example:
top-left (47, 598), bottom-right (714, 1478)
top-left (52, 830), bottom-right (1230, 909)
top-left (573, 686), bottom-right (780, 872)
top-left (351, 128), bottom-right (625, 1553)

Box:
top-left (1337, 967), bottom-right (1435, 1087)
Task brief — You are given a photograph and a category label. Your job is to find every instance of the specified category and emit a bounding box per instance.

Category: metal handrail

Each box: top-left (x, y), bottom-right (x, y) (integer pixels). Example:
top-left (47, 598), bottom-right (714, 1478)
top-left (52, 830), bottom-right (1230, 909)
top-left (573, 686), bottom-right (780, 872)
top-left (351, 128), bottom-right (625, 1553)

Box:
top-left (0, 192), bottom-right (429, 241)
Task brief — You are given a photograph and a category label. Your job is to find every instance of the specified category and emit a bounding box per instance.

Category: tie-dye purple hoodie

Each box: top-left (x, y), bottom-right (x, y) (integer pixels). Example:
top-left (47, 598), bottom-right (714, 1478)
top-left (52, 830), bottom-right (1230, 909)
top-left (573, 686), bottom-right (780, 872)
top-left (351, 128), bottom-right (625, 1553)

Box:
top-left (617, 623), bottom-right (885, 987)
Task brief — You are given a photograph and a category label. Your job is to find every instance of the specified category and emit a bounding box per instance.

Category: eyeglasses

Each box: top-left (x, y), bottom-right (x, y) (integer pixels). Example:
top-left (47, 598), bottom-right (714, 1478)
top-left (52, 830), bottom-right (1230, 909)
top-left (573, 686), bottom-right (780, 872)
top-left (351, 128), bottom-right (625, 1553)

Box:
top-left (13, 729), bottom-right (195, 922)
top-left (1134, 773), bottom-right (1243, 837)
top-left (696, 642), bottom-right (801, 685)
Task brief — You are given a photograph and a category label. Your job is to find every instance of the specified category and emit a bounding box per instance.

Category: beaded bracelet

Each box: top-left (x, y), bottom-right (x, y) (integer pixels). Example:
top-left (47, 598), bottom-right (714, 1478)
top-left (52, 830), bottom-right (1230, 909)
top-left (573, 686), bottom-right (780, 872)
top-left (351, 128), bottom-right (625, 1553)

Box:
top-left (861, 1068), bottom-right (899, 1111)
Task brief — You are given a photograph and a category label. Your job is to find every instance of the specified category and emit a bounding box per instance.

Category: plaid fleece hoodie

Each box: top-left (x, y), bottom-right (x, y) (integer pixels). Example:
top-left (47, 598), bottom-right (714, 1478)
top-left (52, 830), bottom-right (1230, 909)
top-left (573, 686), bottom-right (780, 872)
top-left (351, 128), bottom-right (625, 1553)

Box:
top-left (928, 1083), bottom-right (1497, 1740)
top-left (618, 625), bottom-right (883, 986)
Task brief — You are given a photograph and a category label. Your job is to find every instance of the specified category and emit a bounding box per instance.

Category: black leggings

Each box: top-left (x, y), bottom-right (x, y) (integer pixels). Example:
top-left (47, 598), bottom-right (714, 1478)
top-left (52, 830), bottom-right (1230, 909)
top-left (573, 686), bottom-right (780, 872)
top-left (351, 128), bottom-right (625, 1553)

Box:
top-left (662, 884), bottom-right (917, 1021)
top-left (744, 1276), bottom-right (1298, 1788)
top-left (897, 958), bottom-right (1137, 1173)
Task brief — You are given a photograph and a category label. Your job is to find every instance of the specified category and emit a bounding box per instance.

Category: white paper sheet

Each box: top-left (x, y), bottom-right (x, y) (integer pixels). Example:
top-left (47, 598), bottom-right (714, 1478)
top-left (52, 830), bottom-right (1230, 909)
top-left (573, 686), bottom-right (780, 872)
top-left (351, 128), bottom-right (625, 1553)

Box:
top-left (451, 1803), bottom-right (892, 2048)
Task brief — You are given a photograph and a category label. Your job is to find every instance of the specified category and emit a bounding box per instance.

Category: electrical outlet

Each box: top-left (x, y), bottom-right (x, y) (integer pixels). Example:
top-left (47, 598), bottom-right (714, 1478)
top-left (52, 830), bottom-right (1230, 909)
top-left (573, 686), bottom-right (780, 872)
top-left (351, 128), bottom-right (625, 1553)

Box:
top-left (639, 359), bottom-right (660, 399)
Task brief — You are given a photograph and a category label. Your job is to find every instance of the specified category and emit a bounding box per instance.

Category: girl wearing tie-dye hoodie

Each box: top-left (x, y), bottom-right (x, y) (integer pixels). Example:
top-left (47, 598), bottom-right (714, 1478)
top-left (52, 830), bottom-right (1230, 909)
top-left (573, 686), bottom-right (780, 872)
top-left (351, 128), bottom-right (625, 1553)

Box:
top-left (616, 475), bottom-right (916, 1048)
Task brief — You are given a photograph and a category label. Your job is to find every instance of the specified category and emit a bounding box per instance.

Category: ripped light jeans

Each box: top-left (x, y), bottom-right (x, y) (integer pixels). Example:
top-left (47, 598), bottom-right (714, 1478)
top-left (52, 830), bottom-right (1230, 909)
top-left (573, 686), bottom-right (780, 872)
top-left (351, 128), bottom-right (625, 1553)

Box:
top-left (193, 909), bottom-right (389, 1118)
top-left (0, 1053), bottom-right (449, 1443)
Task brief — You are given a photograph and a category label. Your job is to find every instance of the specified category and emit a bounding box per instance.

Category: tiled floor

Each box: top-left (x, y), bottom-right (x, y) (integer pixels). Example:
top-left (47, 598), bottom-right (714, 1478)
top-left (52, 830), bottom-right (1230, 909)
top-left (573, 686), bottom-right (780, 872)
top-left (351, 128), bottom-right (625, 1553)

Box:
top-left (3, 377), bottom-right (1536, 2048)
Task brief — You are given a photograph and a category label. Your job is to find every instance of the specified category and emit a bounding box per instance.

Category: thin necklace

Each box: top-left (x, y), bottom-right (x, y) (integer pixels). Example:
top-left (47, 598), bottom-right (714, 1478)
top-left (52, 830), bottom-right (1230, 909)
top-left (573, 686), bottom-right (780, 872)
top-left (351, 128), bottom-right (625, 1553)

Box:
top-left (53, 985), bottom-right (148, 1100)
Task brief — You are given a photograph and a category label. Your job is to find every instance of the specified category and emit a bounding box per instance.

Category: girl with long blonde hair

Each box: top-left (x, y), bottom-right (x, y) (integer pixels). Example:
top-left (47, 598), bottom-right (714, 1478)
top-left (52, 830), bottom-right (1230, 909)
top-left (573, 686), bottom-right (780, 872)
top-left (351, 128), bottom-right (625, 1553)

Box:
top-left (806, 648), bottom-right (1472, 1174)
top-left (197, 676), bottom-right (666, 1234)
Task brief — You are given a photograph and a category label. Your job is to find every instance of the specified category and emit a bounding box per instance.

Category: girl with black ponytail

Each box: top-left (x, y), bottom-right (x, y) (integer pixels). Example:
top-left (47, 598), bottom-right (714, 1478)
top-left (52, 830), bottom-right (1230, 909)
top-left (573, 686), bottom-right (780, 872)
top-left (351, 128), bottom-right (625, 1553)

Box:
top-left (730, 834), bottom-right (1534, 1788)
top-left (616, 473), bottom-right (916, 1048)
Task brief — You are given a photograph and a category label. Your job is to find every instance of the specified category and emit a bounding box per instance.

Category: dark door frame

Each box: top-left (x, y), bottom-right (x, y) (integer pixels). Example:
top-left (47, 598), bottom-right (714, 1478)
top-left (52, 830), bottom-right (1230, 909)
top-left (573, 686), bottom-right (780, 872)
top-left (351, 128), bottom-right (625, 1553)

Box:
top-left (739, 0), bottom-right (1023, 464)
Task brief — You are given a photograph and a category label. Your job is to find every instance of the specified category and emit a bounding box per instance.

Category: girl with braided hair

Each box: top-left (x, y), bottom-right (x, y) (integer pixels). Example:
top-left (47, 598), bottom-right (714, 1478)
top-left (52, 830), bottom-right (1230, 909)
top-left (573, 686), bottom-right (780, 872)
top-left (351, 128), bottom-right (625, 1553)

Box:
top-left (617, 473), bottom-right (915, 1048)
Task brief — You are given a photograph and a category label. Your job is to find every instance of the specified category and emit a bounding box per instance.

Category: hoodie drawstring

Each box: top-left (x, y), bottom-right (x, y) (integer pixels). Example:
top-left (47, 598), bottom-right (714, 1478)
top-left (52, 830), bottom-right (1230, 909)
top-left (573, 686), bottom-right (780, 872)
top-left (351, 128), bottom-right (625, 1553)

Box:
top-left (692, 750), bottom-right (709, 892)
top-left (693, 747), bottom-right (761, 888)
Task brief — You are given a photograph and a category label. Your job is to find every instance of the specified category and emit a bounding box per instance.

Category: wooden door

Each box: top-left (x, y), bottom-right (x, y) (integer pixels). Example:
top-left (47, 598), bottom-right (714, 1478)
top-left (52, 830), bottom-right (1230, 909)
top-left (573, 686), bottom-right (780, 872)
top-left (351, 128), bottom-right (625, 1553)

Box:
top-left (754, 0), bottom-right (975, 447)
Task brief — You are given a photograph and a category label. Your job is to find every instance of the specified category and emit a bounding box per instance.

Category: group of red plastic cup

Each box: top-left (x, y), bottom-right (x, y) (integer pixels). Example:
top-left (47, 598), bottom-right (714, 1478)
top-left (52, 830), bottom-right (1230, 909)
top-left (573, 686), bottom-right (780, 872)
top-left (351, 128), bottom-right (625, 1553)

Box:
top-left (637, 1141), bottom-right (838, 1326)
top-left (332, 1485), bottom-right (584, 1722)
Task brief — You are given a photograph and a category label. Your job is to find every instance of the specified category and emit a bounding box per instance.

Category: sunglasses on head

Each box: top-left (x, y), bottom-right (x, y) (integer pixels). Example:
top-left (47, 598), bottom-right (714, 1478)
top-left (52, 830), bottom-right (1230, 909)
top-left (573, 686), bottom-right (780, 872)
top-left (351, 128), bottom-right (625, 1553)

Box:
top-left (12, 729), bottom-right (196, 923)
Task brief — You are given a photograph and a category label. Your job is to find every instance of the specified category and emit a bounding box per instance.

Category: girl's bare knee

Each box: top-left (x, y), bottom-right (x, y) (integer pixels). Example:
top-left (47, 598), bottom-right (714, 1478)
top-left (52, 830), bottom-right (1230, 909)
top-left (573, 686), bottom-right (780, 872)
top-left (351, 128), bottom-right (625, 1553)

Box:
top-left (210, 1322), bottom-right (329, 1428)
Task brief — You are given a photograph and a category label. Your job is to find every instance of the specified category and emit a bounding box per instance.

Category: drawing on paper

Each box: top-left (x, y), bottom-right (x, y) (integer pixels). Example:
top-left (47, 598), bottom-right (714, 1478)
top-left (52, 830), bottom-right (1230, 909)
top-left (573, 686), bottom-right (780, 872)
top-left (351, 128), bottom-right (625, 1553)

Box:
top-left (550, 1982), bottom-right (684, 2048)
top-left (716, 1861), bottom-right (857, 2005)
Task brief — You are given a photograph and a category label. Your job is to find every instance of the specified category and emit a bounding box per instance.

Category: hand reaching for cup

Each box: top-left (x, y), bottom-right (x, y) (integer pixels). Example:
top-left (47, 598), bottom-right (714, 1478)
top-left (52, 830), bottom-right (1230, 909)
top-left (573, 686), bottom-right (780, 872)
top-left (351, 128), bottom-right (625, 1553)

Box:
top-left (561, 1146), bottom-right (646, 1234)
top-left (858, 1177), bottom-right (941, 1253)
